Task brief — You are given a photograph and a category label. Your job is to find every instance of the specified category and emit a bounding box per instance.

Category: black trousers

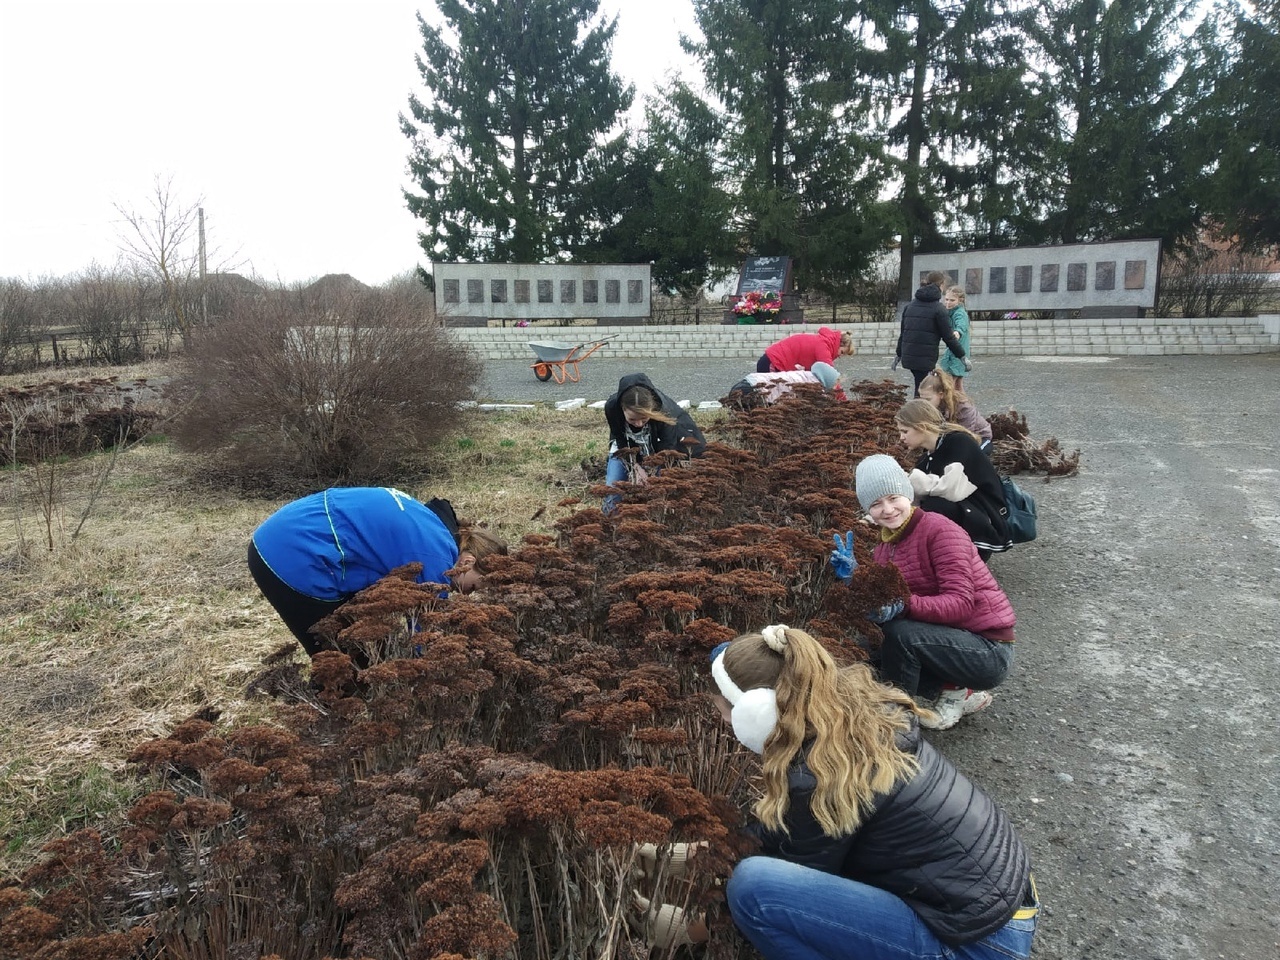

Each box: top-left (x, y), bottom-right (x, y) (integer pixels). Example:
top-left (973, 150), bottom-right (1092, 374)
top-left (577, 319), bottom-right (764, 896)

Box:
top-left (247, 540), bottom-right (345, 657)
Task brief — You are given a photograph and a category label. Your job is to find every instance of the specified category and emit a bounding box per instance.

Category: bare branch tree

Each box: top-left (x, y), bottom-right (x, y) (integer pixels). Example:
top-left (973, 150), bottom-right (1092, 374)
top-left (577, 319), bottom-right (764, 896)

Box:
top-left (115, 175), bottom-right (206, 347)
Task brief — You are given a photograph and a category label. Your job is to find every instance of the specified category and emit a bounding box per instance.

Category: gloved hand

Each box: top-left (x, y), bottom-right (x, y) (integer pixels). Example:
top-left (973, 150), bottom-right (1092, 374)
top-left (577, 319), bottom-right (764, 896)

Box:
top-left (962, 356), bottom-right (973, 372)
top-left (635, 841), bottom-right (706, 881)
top-left (867, 599), bottom-right (905, 624)
top-left (633, 894), bottom-right (700, 949)
top-left (891, 356), bottom-right (901, 371)
top-left (829, 531), bottom-right (857, 583)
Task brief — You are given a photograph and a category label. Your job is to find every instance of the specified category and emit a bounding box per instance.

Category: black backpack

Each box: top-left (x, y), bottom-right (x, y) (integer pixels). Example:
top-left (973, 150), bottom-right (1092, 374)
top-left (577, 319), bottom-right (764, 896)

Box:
top-left (1000, 477), bottom-right (1038, 544)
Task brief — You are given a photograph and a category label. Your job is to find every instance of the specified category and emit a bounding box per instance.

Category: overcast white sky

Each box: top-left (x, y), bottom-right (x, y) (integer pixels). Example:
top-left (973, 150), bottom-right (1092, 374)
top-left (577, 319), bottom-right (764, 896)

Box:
top-left (0, 0), bottom-right (701, 286)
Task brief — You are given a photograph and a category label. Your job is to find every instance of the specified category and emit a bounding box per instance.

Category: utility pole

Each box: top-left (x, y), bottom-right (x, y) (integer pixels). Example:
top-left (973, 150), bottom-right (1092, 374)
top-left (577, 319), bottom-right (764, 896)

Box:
top-left (198, 206), bottom-right (208, 323)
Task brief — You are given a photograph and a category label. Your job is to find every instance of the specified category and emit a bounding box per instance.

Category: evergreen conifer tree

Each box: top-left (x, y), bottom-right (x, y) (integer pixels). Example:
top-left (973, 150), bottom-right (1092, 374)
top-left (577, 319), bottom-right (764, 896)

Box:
top-left (401, 0), bottom-right (631, 263)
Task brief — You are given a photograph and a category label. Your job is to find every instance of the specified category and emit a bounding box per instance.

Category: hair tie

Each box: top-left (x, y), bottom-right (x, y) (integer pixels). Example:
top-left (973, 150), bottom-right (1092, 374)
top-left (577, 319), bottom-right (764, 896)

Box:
top-left (761, 624), bottom-right (790, 653)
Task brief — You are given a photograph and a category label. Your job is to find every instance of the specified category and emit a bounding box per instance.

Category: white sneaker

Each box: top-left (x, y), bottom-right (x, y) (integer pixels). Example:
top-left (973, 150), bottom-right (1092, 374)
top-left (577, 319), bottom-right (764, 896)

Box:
top-left (919, 688), bottom-right (993, 730)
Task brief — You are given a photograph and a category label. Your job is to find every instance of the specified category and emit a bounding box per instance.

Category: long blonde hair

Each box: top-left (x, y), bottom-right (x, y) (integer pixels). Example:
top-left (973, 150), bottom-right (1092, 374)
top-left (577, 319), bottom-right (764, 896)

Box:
top-left (619, 385), bottom-right (677, 426)
top-left (721, 627), bottom-right (921, 836)
top-left (919, 368), bottom-right (963, 421)
top-left (895, 398), bottom-right (978, 446)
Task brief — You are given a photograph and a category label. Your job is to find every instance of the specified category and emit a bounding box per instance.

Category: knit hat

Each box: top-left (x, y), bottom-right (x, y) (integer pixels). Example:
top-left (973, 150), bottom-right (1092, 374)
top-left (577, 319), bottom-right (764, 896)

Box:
top-left (810, 362), bottom-right (839, 391)
top-left (855, 454), bottom-right (914, 511)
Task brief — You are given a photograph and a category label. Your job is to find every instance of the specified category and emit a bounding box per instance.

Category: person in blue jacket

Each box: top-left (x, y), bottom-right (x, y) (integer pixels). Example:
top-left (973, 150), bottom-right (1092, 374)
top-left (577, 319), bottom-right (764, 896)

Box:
top-left (248, 487), bottom-right (507, 656)
top-left (708, 624), bottom-right (1038, 959)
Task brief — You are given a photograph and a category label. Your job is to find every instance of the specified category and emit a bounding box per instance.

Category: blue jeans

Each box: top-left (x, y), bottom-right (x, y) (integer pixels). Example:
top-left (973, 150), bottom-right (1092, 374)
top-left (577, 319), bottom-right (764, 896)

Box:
top-left (603, 455), bottom-right (629, 514)
top-left (727, 857), bottom-right (1037, 960)
top-left (877, 619), bottom-right (1013, 700)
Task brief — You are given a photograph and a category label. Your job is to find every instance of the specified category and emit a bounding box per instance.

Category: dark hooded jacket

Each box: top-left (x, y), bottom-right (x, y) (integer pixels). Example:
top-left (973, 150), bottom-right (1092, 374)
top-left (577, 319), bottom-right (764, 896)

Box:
top-left (898, 284), bottom-right (965, 371)
top-left (752, 717), bottom-right (1031, 946)
top-left (916, 432), bottom-right (1012, 553)
top-left (604, 372), bottom-right (706, 462)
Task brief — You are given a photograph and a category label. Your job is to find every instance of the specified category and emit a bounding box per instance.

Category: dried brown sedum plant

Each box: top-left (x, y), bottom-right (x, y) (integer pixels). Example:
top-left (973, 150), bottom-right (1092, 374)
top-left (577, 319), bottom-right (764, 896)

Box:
top-left (0, 379), bottom-right (990, 960)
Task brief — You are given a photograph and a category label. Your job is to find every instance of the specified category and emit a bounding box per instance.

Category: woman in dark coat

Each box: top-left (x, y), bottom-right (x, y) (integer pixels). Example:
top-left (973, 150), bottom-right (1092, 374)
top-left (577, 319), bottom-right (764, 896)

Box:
top-left (602, 372), bottom-right (705, 511)
top-left (897, 271), bottom-right (968, 396)
top-left (896, 399), bottom-right (1011, 558)
top-left (708, 625), bottom-right (1038, 959)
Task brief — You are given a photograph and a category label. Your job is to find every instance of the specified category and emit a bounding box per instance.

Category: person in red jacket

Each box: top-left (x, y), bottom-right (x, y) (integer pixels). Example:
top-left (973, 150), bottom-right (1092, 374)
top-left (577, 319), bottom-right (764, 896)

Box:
top-left (831, 454), bottom-right (1016, 730)
top-left (757, 326), bottom-right (855, 373)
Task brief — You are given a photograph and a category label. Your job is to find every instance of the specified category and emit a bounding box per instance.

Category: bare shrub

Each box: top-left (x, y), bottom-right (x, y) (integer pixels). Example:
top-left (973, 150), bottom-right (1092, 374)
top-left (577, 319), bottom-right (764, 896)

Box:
top-left (847, 260), bottom-right (899, 323)
top-left (0, 279), bottom-right (40, 372)
top-left (1157, 239), bottom-right (1278, 317)
top-left (169, 286), bottom-right (483, 485)
top-left (64, 265), bottom-right (154, 366)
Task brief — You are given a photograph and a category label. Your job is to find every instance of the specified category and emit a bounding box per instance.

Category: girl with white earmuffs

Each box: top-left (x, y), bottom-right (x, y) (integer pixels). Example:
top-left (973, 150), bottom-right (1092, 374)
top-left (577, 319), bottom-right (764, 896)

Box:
top-left (705, 624), bottom-right (1039, 960)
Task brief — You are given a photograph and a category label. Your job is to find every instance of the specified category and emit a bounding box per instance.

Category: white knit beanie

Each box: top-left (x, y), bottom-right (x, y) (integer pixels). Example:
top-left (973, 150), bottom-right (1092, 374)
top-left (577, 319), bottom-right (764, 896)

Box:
top-left (855, 454), bottom-right (914, 511)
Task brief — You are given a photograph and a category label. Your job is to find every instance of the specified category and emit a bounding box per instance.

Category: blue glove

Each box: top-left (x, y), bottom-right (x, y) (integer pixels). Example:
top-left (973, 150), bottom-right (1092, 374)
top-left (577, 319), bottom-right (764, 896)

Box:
top-left (829, 531), bottom-right (857, 583)
top-left (867, 600), bottom-right (905, 624)
top-left (962, 356), bottom-right (973, 372)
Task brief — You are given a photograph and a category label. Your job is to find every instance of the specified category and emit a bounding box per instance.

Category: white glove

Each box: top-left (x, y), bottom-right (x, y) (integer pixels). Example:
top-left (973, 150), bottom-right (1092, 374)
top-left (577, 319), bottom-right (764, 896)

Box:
top-left (635, 841), bottom-right (702, 881)
top-left (962, 356), bottom-right (973, 372)
top-left (909, 463), bottom-right (977, 502)
top-left (633, 894), bottom-right (695, 949)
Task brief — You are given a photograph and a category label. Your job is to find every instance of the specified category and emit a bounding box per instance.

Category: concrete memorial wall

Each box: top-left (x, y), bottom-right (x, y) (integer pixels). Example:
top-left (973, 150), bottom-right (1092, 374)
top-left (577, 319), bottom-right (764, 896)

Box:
top-left (433, 263), bottom-right (651, 323)
top-left (915, 239), bottom-right (1161, 314)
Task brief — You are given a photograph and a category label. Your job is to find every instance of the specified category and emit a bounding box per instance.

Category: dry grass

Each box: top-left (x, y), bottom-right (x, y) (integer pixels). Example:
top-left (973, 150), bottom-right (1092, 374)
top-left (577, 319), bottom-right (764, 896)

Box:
top-left (0, 366), bottom-right (729, 876)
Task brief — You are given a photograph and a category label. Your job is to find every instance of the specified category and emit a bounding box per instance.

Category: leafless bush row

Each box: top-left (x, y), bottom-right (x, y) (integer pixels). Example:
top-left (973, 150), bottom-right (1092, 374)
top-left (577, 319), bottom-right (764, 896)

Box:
top-left (1157, 239), bottom-right (1279, 317)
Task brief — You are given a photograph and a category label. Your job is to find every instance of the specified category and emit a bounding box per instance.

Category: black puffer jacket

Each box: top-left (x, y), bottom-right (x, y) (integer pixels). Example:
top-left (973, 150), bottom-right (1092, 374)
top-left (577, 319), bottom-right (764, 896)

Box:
top-left (753, 718), bottom-right (1031, 945)
top-left (898, 285), bottom-right (964, 371)
top-left (917, 432), bottom-right (1013, 553)
top-left (604, 372), bottom-right (706, 461)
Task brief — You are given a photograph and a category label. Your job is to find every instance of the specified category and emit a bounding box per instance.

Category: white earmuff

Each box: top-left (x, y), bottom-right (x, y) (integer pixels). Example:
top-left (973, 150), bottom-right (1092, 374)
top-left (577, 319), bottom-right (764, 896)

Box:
top-left (711, 649), bottom-right (778, 754)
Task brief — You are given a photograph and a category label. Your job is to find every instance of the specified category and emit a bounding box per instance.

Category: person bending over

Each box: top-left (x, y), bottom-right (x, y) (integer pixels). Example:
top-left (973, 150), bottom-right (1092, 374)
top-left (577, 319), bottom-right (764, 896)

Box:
top-left (602, 372), bottom-right (706, 512)
top-left (249, 487), bottom-right (506, 656)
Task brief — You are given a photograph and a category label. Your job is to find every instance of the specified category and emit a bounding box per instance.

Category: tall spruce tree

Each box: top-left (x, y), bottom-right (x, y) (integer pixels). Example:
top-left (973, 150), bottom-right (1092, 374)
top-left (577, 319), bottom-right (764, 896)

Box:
top-left (569, 83), bottom-right (738, 296)
top-left (860, 0), bottom-right (1039, 297)
top-left (1015, 0), bottom-right (1198, 246)
top-left (1196, 0), bottom-right (1280, 252)
top-left (401, 0), bottom-right (631, 263)
top-left (688, 0), bottom-right (896, 296)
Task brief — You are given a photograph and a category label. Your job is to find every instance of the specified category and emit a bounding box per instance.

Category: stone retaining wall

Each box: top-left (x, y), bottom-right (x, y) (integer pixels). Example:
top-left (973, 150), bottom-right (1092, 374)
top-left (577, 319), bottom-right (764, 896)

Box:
top-left (452, 315), bottom-right (1280, 359)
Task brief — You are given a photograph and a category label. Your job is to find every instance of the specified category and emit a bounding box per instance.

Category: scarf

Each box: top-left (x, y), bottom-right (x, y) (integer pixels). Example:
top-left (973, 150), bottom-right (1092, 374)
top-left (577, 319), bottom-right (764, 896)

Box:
top-left (879, 506), bottom-right (916, 543)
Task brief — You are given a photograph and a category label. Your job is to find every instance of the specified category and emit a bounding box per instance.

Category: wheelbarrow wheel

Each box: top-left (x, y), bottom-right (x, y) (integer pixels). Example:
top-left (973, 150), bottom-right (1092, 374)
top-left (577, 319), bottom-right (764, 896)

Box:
top-left (533, 362), bottom-right (554, 382)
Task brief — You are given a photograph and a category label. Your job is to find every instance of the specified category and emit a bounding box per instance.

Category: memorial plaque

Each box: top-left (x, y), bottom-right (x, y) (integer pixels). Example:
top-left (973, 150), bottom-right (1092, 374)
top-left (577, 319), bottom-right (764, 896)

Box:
top-left (737, 256), bottom-right (791, 295)
top-left (947, 269), bottom-right (960, 286)
top-left (1095, 261), bottom-right (1116, 291)
top-left (913, 239), bottom-right (1160, 312)
top-left (1124, 260), bottom-right (1147, 290)
top-left (1067, 262), bottom-right (1087, 292)
top-left (433, 262), bottom-right (652, 322)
